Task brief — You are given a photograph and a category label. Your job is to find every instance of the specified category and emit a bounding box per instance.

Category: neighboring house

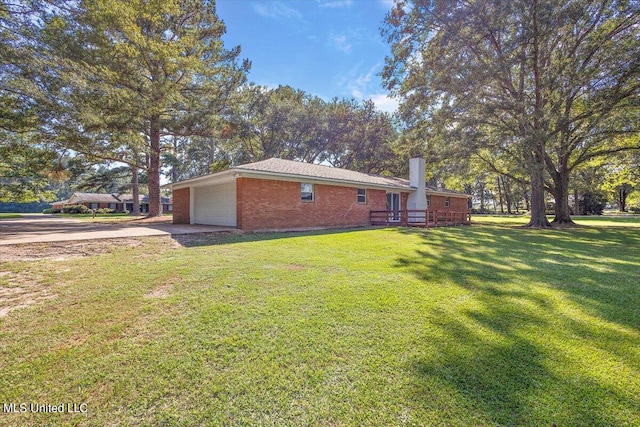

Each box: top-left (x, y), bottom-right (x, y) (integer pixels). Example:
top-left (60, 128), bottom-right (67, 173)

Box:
top-left (117, 194), bottom-right (173, 214)
top-left (51, 192), bottom-right (173, 213)
top-left (166, 157), bottom-right (471, 231)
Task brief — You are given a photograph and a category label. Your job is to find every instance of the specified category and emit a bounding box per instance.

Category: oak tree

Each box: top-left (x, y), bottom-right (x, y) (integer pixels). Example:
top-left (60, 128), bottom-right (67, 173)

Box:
top-left (383, 0), bottom-right (640, 226)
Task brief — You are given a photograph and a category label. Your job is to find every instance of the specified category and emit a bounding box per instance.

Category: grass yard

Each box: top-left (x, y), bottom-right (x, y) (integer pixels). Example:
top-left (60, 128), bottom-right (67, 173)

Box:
top-left (0, 213), bottom-right (20, 219)
top-left (1, 221), bottom-right (639, 426)
top-left (474, 213), bottom-right (640, 227)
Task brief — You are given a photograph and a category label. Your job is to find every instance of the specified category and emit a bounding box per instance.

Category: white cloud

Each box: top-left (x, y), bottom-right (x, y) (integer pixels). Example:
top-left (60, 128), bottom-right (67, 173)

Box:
top-left (369, 93), bottom-right (399, 113)
top-left (253, 1), bottom-right (303, 20)
top-left (328, 27), bottom-right (365, 54)
top-left (379, 0), bottom-right (395, 9)
top-left (347, 64), bottom-right (378, 97)
top-left (337, 63), bottom-right (398, 113)
top-left (330, 33), bottom-right (352, 53)
top-left (317, 0), bottom-right (354, 8)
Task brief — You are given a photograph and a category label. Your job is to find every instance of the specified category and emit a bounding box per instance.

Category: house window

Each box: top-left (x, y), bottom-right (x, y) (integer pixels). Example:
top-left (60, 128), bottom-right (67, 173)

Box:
top-left (426, 195), bottom-right (431, 209)
top-left (109, 203), bottom-right (117, 210)
top-left (301, 183), bottom-right (314, 201)
top-left (89, 203), bottom-right (98, 210)
top-left (357, 188), bottom-right (366, 204)
top-left (445, 197), bottom-right (450, 208)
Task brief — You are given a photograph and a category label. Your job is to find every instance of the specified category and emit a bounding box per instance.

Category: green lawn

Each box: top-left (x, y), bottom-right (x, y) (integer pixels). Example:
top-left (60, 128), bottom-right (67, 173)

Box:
top-left (0, 213), bottom-right (20, 219)
top-left (474, 213), bottom-right (640, 227)
top-left (1, 221), bottom-right (639, 426)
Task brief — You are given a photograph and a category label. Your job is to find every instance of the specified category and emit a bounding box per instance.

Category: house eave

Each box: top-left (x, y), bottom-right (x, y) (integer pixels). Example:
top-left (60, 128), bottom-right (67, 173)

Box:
top-left (166, 168), bottom-right (411, 192)
top-left (233, 169), bottom-right (410, 191)
top-left (165, 169), bottom-right (236, 190)
top-left (426, 189), bottom-right (473, 198)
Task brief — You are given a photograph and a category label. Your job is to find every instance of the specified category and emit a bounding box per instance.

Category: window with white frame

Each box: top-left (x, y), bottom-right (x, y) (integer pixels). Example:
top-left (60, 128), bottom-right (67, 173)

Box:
top-left (445, 197), bottom-right (450, 208)
top-left (426, 195), bottom-right (431, 209)
top-left (357, 188), bottom-right (366, 204)
top-left (301, 183), bottom-right (314, 201)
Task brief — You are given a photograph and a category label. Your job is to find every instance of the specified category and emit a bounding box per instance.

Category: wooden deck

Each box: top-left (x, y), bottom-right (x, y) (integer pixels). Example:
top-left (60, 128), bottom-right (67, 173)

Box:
top-left (370, 210), bottom-right (471, 228)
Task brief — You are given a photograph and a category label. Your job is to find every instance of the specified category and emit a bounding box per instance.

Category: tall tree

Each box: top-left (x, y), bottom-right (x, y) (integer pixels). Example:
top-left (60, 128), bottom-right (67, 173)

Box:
top-left (324, 99), bottom-right (398, 175)
top-left (0, 1), bottom-right (60, 203)
top-left (35, 0), bottom-right (249, 216)
top-left (383, 0), bottom-right (640, 227)
top-left (601, 151), bottom-right (640, 212)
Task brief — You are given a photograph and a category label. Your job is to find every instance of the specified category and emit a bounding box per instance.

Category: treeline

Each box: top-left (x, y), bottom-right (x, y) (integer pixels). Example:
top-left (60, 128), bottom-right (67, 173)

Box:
top-left (164, 85), bottom-right (399, 182)
top-left (1, 0), bottom-right (639, 219)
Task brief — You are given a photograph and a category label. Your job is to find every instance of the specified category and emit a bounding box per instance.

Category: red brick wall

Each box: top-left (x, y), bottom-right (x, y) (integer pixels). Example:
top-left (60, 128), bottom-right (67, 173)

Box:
top-left (428, 194), bottom-right (469, 211)
top-left (237, 177), bottom-right (387, 231)
top-left (172, 187), bottom-right (190, 224)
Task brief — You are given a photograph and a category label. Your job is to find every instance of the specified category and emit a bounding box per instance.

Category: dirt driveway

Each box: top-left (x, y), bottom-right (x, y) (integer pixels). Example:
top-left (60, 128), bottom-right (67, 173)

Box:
top-left (0, 214), bottom-right (237, 245)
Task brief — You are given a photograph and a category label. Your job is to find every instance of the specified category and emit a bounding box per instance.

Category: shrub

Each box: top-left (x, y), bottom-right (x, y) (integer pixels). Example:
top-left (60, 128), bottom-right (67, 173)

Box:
top-left (42, 208), bottom-right (60, 214)
top-left (96, 208), bottom-right (116, 214)
top-left (120, 209), bottom-right (129, 215)
top-left (62, 204), bottom-right (91, 214)
top-left (578, 192), bottom-right (607, 216)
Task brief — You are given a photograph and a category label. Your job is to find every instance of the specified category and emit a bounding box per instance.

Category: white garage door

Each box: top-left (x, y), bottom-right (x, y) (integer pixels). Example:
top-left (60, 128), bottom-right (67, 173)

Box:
top-left (193, 182), bottom-right (236, 226)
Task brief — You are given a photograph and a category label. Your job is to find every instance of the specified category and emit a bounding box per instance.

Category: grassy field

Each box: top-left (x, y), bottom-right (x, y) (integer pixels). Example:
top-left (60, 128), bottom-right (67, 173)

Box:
top-left (0, 213), bottom-right (20, 219)
top-left (1, 220), bottom-right (639, 426)
top-left (474, 213), bottom-right (640, 227)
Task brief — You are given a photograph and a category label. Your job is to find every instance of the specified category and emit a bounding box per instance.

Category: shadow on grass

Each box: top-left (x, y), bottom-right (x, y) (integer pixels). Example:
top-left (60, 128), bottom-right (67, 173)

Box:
top-left (170, 226), bottom-right (374, 248)
top-left (394, 226), bottom-right (640, 425)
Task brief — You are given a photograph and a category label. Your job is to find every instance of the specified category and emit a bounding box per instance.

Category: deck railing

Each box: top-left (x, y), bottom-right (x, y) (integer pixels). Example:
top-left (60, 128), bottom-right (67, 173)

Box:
top-left (370, 210), bottom-right (471, 227)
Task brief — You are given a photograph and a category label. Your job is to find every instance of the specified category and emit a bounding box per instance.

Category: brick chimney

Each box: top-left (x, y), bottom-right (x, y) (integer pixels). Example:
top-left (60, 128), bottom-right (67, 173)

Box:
top-left (407, 157), bottom-right (427, 210)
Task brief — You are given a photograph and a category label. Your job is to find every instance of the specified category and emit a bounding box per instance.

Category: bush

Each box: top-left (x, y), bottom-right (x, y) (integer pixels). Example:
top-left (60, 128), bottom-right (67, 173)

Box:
top-left (62, 204), bottom-right (91, 214)
top-left (120, 209), bottom-right (129, 215)
top-left (578, 192), bottom-right (606, 216)
top-left (630, 206), bottom-right (640, 214)
top-left (96, 208), bottom-right (116, 214)
top-left (42, 208), bottom-right (60, 214)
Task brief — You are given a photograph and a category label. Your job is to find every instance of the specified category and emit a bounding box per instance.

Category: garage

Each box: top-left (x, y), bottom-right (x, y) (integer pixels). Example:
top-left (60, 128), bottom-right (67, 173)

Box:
top-left (192, 181), bottom-right (236, 226)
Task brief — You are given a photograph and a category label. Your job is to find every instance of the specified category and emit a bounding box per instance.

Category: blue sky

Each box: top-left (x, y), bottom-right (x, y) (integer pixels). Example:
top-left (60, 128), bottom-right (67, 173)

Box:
top-left (216, 0), bottom-right (398, 112)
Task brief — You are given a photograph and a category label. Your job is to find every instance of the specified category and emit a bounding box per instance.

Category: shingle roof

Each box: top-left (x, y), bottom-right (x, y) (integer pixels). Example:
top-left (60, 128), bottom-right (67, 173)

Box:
top-left (425, 185), bottom-right (469, 197)
top-left (70, 193), bottom-right (120, 203)
top-left (118, 194), bottom-right (172, 203)
top-left (236, 158), bottom-right (410, 189)
top-left (169, 157), bottom-right (470, 197)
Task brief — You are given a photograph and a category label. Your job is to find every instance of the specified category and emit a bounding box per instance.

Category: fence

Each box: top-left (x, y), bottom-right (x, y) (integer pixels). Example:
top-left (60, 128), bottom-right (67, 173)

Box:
top-left (369, 210), bottom-right (471, 227)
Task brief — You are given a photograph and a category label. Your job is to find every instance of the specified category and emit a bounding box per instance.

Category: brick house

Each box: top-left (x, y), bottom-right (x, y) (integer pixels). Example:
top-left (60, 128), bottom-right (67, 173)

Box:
top-left (167, 158), bottom-right (471, 231)
top-left (51, 192), bottom-right (172, 213)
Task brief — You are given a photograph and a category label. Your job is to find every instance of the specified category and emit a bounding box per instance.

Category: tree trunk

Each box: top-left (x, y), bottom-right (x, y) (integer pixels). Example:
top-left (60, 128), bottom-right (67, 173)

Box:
top-left (526, 2), bottom-right (551, 228)
top-left (619, 188), bottom-right (627, 212)
top-left (496, 176), bottom-right (505, 214)
top-left (502, 176), bottom-right (513, 214)
top-left (131, 166), bottom-right (140, 215)
top-left (148, 115), bottom-right (161, 217)
top-left (526, 162), bottom-right (552, 227)
top-left (171, 136), bottom-right (179, 183)
top-left (552, 170), bottom-right (574, 224)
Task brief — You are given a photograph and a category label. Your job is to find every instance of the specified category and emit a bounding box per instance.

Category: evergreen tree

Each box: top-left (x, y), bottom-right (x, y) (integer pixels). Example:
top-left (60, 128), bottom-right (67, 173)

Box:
top-left (35, 0), bottom-right (249, 216)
